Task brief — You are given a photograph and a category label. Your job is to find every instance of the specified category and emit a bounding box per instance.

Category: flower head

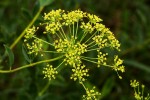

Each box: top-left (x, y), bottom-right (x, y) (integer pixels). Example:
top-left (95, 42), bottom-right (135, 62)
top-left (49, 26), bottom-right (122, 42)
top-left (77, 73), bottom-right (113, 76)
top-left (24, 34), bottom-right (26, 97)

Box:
top-left (24, 9), bottom-right (125, 99)
top-left (70, 64), bottom-right (89, 82)
top-left (43, 64), bottom-right (58, 80)
top-left (130, 80), bottom-right (150, 100)
top-left (82, 87), bottom-right (101, 100)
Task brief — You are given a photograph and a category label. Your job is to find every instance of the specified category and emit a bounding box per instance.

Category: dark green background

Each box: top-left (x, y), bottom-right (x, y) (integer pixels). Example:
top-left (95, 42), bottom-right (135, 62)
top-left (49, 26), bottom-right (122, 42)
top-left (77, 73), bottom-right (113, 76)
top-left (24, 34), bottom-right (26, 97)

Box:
top-left (0, 0), bottom-right (150, 100)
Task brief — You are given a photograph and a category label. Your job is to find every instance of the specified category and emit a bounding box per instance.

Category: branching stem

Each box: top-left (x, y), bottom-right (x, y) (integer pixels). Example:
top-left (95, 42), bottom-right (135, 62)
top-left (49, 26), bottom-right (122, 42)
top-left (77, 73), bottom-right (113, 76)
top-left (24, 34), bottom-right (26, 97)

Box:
top-left (0, 55), bottom-right (63, 73)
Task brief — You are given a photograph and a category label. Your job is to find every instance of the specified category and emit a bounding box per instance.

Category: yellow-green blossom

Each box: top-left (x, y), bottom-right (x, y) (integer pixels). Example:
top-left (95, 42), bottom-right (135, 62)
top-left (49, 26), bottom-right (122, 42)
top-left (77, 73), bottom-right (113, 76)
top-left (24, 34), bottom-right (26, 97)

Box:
top-left (54, 37), bottom-right (87, 66)
top-left (92, 34), bottom-right (108, 49)
top-left (26, 39), bottom-right (43, 56)
top-left (97, 51), bottom-right (108, 67)
top-left (80, 22), bottom-right (94, 33)
top-left (63, 10), bottom-right (85, 25)
top-left (130, 80), bottom-right (150, 100)
top-left (24, 9), bottom-right (125, 99)
top-left (113, 55), bottom-right (125, 72)
top-left (83, 87), bottom-right (101, 100)
top-left (43, 64), bottom-right (58, 80)
top-left (70, 64), bottom-right (89, 82)
top-left (130, 80), bottom-right (139, 88)
top-left (45, 22), bottom-right (62, 34)
top-left (44, 9), bottom-right (64, 22)
top-left (94, 23), bottom-right (105, 31)
top-left (87, 13), bottom-right (102, 24)
top-left (24, 26), bottom-right (38, 42)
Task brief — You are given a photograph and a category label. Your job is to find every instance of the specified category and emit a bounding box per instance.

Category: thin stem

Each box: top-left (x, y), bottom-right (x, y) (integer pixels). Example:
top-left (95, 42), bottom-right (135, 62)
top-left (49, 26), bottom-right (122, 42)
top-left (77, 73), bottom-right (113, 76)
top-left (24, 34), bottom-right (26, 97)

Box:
top-left (73, 23), bottom-right (75, 37)
top-left (81, 57), bottom-right (113, 68)
top-left (0, 7), bottom-right (44, 64)
top-left (87, 48), bottom-right (99, 52)
top-left (86, 41), bottom-right (95, 47)
top-left (56, 32), bottom-right (62, 40)
top-left (42, 51), bottom-right (65, 54)
top-left (75, 22), bottom-right (79, 39)
top-left (142, 86), bottom-right (144, 100)
top-left (80, 81), bottom-right (87, 91)
top-left (33, 36), bottom-right (54, 46)
top-left (87, 43), bottom-right (97, 49)
top-left (10, 7), bottom-right (44, 49)
top-left (69, 25), bottom-right (72, 38)
top-left (56, 60), bottom-right (64, 69)
top-left (81, 57), bottom-right (97, 64)
top-left (81, 56), bottom-right (98, 60)
top-left (84, 31), bottom-right (98, 44)
top-left (80, 32), bottom-right (88, 43)
top-left (0, 55), bottom-right (63, 73)
top-left (60, 25), bottom-right (67, 39)
top-left (38, 80), bottom-right (51, 96)
top-left (58, 30), bottom-right (65, 39)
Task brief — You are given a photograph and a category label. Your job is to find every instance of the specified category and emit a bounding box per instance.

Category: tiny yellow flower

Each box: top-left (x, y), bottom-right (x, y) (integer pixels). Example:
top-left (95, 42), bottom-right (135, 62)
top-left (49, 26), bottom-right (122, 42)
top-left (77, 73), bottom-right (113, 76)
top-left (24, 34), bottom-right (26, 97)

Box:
top-left (43, 64), bottom-right (58, 80)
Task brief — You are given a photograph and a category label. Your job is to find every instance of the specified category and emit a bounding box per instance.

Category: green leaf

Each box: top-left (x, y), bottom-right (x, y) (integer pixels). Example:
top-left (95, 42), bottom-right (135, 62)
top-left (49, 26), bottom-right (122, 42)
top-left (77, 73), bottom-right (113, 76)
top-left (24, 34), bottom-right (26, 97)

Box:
top-left (100, 76), bottom-right (115, 99)
top-left (4, 45), bottom-right (14, 68)
top-left (39, 0), bottom-right (54, 7)
top-left (124, 60), bottom-right (150, 73)
top-left (22, 45), bottom-right (31, 63)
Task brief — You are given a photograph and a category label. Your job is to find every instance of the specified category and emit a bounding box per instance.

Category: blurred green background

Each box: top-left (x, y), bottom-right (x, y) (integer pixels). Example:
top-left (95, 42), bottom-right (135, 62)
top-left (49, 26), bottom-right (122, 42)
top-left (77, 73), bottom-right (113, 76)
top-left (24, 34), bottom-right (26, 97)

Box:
top-left (0, 0), bottom-right (150, 100)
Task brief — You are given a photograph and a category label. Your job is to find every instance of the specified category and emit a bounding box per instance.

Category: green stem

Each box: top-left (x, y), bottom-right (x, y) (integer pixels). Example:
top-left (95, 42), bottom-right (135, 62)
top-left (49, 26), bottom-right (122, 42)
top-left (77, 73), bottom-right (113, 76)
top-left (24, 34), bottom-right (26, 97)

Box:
top-left (33, 36), bottom-right (54, 46)
top-left (56, 60), bottom-right (64, 69)
top-left (81, 56), bottom-right (98, 60)
top-left (10, 7), bottom-right (44, 49)
top-left (80, 81), bottom-right (87, 91)
top-left (56, 32), bottom-right (62, 40)
top-left (87, 48), bottom-right (100, 52)
top-left (42, 51), bottom-right (65, 53)
top-left (69, 25), bottom-right (72, 38)
top-left (0, 55), bottom-right (63, 73)
top-left (81, 57), bottom-right (97, 64)
top-left (73, 23), bottom-right (75, 37)
top-left (38, 80), bottom-right (51, 96)
top-left (81, 57), bottom-right (113, 68)
top-left (75, 22), bottom-right (79, 39)
top-left (87, 43), bottom-right (97, 50)
top-left (86, 41), bottom-right (95, 47)
top-left (84, 31), bottom-right (98, 44)
top-left (80, 32), bottom-right (88, 43)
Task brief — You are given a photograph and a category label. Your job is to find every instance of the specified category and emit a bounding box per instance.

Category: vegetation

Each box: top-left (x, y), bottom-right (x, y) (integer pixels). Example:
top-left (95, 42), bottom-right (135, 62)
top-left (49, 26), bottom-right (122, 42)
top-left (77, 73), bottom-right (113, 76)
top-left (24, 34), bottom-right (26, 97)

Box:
top-left (0, 0), bottom-right (150, 100)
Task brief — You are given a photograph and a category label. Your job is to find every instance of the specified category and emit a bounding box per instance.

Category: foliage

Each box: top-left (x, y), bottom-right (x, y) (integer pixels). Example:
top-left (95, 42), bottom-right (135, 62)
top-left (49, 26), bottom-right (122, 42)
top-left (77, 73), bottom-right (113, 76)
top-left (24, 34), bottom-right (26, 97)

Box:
top-left (0, 0), bottom-right (150, 100)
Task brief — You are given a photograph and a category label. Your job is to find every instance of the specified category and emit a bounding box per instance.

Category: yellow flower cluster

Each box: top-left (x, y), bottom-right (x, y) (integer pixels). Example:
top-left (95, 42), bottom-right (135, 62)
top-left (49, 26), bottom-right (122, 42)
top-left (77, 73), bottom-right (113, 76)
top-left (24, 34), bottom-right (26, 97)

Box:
top-left (106, 31), bottom-right (120, 51)
top-left (92, 34), bottom-right (108, 49)
top-left (82, 87), bottom-right (101, 100)
top-left (97, 52), bottom-right (108, 67)
top-left (43, 9), bottom-right (64, 34)
top-left (44, 9), bottom-right (64, 21)
top-left (54, 38), bottom-right (87, 65)
top-left (43, 64), bottom-right (58, 80)
top-left (63, 10), bottom-right (85, 25)
top-left (112, 56), bottom-right (125, 79)
top-left (87, 14), bottom-right (102, 24)
top-left (113, 55), bottom-right (125, 72)
top-left (80, 22), bottom-right (94, 33)
top-left (24, 9), bottom-right (125, 99)
top-left (45, 22), bottom-right (61, 34)
top-left (94, 23), bottom-right (105, 32)
top-left (130, 80), bottom-right (139, 88)
top-left (70, 65), bottom-right (89, 82)
top-left (24, 26), bottom-right (38, 42)
top-left (94, 24), bottom-right (120, 51)
top-left (26, 39), bottom-right (43, 56)
top-left (130, 80), bottom-right (150, 100)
